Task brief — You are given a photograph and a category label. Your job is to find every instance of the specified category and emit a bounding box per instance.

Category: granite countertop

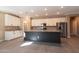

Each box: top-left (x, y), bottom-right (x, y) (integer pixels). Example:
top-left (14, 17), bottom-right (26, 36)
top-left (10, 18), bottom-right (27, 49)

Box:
top-left (24, 30), bottom-right (60, 32)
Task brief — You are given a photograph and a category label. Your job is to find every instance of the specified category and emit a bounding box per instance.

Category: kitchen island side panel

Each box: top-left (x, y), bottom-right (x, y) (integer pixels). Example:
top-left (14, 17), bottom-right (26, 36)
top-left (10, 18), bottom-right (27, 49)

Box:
top-left (24, 31), bottom-right (61, 43)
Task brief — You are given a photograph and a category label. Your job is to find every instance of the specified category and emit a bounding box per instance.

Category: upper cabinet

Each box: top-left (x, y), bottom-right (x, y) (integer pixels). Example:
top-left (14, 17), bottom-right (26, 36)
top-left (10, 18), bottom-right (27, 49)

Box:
top-left (5, 14), bottom-right (21, 26)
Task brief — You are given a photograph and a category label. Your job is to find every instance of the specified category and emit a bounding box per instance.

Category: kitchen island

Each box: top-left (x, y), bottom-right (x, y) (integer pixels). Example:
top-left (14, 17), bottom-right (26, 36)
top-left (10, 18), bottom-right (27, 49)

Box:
top-left (24, 30), bottom-right (61, 43)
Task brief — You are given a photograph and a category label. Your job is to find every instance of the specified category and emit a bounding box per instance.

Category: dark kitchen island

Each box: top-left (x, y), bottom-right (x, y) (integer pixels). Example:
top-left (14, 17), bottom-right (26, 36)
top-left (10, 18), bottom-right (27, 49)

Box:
top-left (24, 30), bottom-right (61, 43)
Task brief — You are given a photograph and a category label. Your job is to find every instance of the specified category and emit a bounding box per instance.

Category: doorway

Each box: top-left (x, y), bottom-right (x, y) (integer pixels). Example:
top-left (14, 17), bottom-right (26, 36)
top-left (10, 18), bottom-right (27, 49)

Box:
top-left (70, 16), bottom-right (79, 37)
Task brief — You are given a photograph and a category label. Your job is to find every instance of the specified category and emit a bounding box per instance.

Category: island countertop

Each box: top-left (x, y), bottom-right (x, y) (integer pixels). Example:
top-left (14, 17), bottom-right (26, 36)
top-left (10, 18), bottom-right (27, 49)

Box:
top-left (24, 30), bottom-right (60, 32)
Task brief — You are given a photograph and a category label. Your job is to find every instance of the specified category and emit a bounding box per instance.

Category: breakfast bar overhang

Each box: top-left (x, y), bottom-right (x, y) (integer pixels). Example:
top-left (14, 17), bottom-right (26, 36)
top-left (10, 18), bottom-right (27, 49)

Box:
top-left (24, 30), bottom-right (61, 43)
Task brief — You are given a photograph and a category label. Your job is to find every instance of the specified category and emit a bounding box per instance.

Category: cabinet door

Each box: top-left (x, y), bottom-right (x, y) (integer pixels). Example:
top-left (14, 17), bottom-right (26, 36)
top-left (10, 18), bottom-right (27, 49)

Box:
top-left (5, 14), bottom-right (15, 26)
top-left (13, 31), bottom-right (19, 38)
top-left (18, 18), bottom-right (21, 26)
top-left (17, 31), bottom-right (20, 37)
top-left (5, 31), bottom-right (22, 40)
top-left (5, 32), bottom-right (9, 40)
top-left (11, 16), bottom-right (15, 26)
top-left (5, 14), bottom-right (12, 26)
top-left (11, 31), bottom-right (22, 39)
top-left (10, 16), bottom-right (16, 26)
top-left (16, 17), bottom-right (20, 26)
top-left (13, 17), bottom-right (17, 26)
top-left (13, 31), bottom-right (16, 39)
top-left (5, 14), bottom-right (20, 26)
top-left (5, 31), bottom-right (13, 40)
top-left (16, 31), bottom-right (22, 37)
top-left (14, 31), bottom-right (19, 39)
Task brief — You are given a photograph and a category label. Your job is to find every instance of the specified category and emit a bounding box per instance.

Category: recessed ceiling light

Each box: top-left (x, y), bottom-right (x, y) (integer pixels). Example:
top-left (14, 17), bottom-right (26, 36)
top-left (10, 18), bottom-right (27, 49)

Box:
top-left (57, 12), bottom-right (60, 15)
top-left (61, 6), bottom-right (64, 8)
top-left (30, 10), bottom-right (34, 13)
top-left (44, 8), bottom-right (48, 11)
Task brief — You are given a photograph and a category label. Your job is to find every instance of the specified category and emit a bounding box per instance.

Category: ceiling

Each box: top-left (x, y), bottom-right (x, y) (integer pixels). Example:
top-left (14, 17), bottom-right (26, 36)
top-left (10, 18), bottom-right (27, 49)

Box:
top-left (0, 6), bottom-right (79, 18)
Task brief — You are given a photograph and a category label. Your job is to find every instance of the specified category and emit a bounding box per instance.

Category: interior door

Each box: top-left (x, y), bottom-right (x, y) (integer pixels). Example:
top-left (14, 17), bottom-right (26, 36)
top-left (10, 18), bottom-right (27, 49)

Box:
top-left (77, 19), bottom-right (79, 35)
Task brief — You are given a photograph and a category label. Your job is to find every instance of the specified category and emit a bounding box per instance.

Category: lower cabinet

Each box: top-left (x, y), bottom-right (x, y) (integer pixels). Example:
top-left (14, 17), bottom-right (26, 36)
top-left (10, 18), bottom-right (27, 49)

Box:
top-left (5, 31), bottom-right (13, 40)
top-left (5, 31), bottom-right (22, 40)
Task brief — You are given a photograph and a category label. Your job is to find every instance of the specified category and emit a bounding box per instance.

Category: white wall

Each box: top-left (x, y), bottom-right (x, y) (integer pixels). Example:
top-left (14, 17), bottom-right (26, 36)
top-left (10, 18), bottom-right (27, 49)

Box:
top-left (32, 17), bottom-right (67, 26)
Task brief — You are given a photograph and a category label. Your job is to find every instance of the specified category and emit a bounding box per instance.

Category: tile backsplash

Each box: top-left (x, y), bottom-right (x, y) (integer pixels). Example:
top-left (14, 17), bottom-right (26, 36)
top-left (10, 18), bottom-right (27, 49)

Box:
top-left (31, 26), bottom-right (57, 30)
top-left (5, 26), bottom-right (21, 31)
